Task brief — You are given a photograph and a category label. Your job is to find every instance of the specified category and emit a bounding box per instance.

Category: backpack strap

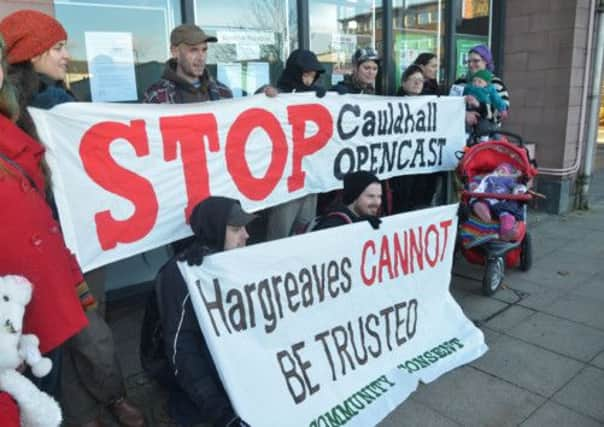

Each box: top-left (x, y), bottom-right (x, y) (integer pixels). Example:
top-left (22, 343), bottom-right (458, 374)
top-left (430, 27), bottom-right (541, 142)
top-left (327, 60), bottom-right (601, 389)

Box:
top-left (326, 211), bottom-right (353, 224)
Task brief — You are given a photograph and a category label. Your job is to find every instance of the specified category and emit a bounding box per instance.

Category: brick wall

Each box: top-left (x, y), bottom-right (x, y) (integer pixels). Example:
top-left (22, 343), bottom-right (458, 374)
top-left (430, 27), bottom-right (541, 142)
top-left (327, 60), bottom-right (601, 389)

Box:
top-left (503, 0), bottom-right (591, 172)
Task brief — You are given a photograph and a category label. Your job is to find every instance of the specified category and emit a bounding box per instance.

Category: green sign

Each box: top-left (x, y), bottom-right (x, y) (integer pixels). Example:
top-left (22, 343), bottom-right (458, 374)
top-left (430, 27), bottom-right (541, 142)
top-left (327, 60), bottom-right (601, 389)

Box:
top-left (394, 32), bottom-right (437, 89)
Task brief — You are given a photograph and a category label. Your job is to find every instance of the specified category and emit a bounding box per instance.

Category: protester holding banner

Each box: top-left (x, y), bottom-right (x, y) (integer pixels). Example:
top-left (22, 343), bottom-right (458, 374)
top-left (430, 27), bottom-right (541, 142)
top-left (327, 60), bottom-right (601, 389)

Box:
top-left (143, 24), bottom-right (232, 104)
top-left (143, 23), bottom-right (233, 250)
top-left (391, 65), bottom-right (439, 213)
top-left (0, 32), bottom-right (88, 401)
top-left (265, 49), bottom-right (327, 240)
top-left (0, 10), bottom-right (145, 427)
top-left (149, 197), bottom-right (255, 427)
top-left (332, 47), bottom-right (380, 95)
top-left (314, 171), bottom-right (382, 230)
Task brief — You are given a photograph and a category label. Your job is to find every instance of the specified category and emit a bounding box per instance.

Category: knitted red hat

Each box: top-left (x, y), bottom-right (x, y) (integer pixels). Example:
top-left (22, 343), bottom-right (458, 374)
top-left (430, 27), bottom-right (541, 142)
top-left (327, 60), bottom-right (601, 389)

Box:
top-left (0, 10), bottom-right (67, 65)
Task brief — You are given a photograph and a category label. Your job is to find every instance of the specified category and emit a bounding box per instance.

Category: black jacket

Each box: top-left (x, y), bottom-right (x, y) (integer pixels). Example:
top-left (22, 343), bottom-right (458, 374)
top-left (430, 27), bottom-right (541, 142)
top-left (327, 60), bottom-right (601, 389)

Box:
top-left (332, 74), bottom-right (376, 95)
top-left (156, 197), bottom-right (243, 426)
top-left (313, 206), bottom-right (359, 230)
top-left (157, 258), bottom-right (235, 426)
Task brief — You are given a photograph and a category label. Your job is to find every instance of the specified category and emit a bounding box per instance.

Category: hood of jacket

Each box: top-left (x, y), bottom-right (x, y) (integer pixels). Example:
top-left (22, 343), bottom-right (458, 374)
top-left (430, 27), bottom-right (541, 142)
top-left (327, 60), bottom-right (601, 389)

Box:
top-left (277, 49), bottom-right (324, 93)
top-left (188, 196), bottom-right (242, 252)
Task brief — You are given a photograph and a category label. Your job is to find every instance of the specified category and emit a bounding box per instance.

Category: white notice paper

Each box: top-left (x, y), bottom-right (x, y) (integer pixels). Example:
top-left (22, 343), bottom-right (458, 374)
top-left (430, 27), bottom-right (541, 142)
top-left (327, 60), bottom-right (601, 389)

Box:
top-left (245, 62), bottom-right (270, 95)
top-left (217, 63), bottom-right (243, 97)
top-left (85, 32), bottom-right (137, 102)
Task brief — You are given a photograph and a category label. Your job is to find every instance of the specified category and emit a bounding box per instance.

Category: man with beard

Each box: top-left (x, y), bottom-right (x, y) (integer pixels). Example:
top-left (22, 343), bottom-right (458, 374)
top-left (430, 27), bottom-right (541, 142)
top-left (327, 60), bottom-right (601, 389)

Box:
top-left (314, 171), bottom-right (383, 230)
top-left (144, 24), bottom-right (232, 252)
top-left (143, 24), bottom-right (232, 104)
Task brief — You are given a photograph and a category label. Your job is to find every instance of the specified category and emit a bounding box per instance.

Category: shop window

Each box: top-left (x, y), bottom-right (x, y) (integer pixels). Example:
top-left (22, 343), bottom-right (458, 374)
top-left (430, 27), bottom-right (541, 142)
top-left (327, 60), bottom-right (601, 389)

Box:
top-left (195, 0), bottom-right (297, 97)
top-left (55, 0), bottom-right (182, 102)
top-left (392, 0), bottom-right (446, 91)
top-left (309, 0), bottom-right (382, 88)
top-left (455, 0), bottom-right (492, 79)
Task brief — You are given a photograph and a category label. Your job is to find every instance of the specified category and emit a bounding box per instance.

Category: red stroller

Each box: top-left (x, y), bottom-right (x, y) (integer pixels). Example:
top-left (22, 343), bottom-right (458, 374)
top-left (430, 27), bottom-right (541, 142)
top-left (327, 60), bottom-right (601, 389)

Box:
top-left (457, 131), bottom-right (538, 295)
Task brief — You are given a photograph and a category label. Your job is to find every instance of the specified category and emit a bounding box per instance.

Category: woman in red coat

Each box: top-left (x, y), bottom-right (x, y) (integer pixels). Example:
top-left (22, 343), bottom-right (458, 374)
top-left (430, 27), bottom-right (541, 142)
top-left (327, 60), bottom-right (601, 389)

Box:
top-left (0, 34), bottom-right (87, 395)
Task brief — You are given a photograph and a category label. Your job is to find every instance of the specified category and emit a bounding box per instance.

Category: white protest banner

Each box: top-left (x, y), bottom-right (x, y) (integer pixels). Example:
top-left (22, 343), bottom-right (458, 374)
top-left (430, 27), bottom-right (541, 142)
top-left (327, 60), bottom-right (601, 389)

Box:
top-left (179, 204), bottom-right (487, 427)
top-left (29, 94), bottom-right (465, 272)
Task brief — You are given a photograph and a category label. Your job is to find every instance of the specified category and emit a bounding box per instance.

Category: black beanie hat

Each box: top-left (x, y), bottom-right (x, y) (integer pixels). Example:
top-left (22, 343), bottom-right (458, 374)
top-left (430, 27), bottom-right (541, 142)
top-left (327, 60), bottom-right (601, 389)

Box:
top-left (342, 171), bottom-right (380, 205)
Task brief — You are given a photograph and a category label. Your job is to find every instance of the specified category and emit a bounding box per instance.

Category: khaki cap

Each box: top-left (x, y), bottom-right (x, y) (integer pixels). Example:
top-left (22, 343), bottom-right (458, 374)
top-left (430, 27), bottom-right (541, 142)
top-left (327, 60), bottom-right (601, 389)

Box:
top-left (170, 24), bottom-right (217, 46)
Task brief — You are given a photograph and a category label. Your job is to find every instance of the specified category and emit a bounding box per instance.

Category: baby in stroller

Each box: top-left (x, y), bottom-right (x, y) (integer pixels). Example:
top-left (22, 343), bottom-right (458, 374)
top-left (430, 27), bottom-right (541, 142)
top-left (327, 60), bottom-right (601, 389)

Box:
top-left (469, 162), bottom-right (527, 240)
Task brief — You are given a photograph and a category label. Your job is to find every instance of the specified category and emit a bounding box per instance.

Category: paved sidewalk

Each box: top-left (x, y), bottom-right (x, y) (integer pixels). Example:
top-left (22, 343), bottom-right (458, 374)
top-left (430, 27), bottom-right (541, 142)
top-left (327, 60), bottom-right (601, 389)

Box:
top-left (104, 167), bottom-right (604, 426)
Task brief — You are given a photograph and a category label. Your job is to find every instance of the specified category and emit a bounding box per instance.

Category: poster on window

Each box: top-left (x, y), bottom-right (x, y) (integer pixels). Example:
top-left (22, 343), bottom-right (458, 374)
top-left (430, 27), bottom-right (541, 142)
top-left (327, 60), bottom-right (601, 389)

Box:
top-left (84, 31), bottom-right (138, 102)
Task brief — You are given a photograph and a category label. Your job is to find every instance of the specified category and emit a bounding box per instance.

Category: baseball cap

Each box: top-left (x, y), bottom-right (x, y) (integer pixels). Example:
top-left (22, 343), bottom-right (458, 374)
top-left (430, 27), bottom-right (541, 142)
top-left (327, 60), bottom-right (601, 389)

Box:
top-left (170, 24), bottom-right (217, 46)
top-left (227, 203), bottom-right (258, 227)
top-left (352, 47), bottom-right (380, 66)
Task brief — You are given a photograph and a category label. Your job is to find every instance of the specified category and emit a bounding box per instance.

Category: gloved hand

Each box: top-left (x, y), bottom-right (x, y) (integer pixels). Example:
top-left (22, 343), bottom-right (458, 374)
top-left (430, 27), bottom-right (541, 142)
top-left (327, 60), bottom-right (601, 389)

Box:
top-left (361, 215), bottom-right (382, 230)
top-left (314, 86), bottom-right (326, 98)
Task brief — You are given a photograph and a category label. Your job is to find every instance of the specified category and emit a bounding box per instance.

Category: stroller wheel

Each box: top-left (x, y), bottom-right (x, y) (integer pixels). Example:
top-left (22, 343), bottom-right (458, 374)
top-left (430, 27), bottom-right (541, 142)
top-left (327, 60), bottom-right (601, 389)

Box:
top-left (482, 256), bottom-right (505, 296)
top-left (520, 232), bottom-right (532, 271)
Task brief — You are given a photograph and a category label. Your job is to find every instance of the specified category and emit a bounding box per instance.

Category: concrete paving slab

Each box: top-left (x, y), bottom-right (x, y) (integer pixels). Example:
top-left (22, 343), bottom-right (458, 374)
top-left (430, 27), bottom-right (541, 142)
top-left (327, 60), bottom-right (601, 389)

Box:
top-left (543, 293), bottom-right (604, 331)
top-left (379, 399), bottom-right (461, 427)
top-left (452, 258), bottom-right (484, 281)
top-left (507, 312), bottom-right (604, 362)
top-left (412, 366), bottom-right (545, 426)
top-left (451, 274), bottom-right (483, 294)
top-left (504, 278), bottom-right (573, 311)
top-left (591, 351), bottom-right (604, 370)
top-left (480, 326), bottom-right (504, 347)
top-left (562, 208), bottom-right (604, 232)
top-left (505, 254), bottom-right (594, 292)
top-left (520, 401), bottom-right (603, 427)
top-left (485, 305), bottom-right (536, 332)
top-left (458, 293), bottom-right (509, 322)
top-left (527, 229), bottom-right (579, 261)
top-left (471, 335), bottom-right (584, 397)
top-left (553, 366), bottom-right (604, 422)
top-left (559, 231), bottom-right (604, 258)
top-left (571, 273), bottom-right (604, 302)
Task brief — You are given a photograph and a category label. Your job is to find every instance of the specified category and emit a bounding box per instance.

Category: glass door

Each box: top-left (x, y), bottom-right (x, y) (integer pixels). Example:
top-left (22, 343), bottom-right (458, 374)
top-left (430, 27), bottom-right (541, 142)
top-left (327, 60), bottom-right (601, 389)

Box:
top-left (309, 0), bottom-right (381, 88)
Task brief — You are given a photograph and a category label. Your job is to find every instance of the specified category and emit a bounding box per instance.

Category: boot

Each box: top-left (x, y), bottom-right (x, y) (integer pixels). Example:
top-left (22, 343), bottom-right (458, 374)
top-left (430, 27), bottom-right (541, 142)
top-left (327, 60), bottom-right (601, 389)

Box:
top-left (108, 397), bottom-right (145, 427)
top-left (65, 418), bottom-right (105, 427)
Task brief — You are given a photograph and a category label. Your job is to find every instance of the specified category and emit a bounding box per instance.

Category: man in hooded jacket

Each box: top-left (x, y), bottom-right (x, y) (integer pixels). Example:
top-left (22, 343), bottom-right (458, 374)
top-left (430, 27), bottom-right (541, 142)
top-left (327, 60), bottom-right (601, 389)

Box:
top-left (155, 197), bottom-right (255, 427)
top-left (264, 49), bottom-right (326, 240)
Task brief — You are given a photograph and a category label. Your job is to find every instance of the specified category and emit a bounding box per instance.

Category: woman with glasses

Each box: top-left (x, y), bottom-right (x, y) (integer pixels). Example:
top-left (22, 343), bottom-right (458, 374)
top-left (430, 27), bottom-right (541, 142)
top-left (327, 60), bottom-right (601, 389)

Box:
top-left (456, 44), bottom-right (510, 130)
top-left (396, 64), bottom-right (425, 97)
top-left (412, 52), bottom-right (441, 95)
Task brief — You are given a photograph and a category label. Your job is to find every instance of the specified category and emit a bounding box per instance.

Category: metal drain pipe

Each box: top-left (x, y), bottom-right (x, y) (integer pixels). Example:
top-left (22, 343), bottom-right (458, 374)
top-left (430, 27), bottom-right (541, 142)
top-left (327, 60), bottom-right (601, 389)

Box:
top-left (579, 0), bottom-right (604, 209)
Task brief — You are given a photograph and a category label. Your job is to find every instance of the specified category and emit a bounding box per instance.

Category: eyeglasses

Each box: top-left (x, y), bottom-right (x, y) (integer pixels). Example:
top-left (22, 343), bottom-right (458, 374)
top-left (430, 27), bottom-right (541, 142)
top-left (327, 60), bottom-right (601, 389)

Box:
top-left (407, 77), bottom-right (424, 83)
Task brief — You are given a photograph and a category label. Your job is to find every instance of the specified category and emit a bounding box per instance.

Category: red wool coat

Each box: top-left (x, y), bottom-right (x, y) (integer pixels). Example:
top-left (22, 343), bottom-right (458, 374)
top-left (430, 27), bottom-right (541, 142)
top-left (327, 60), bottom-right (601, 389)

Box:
top-left (0, 114), bottom-right (87, 354)
top-left (0, 392), bottom-right (19, 427)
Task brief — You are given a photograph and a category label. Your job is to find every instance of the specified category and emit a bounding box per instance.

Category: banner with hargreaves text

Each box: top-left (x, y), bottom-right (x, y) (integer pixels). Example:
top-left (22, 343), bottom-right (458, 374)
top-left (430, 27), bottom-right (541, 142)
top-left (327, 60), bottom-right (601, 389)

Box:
top-left (179, 204), bottom-right (487, 427)
top-left (30, 94), bottom-right (465, 272)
